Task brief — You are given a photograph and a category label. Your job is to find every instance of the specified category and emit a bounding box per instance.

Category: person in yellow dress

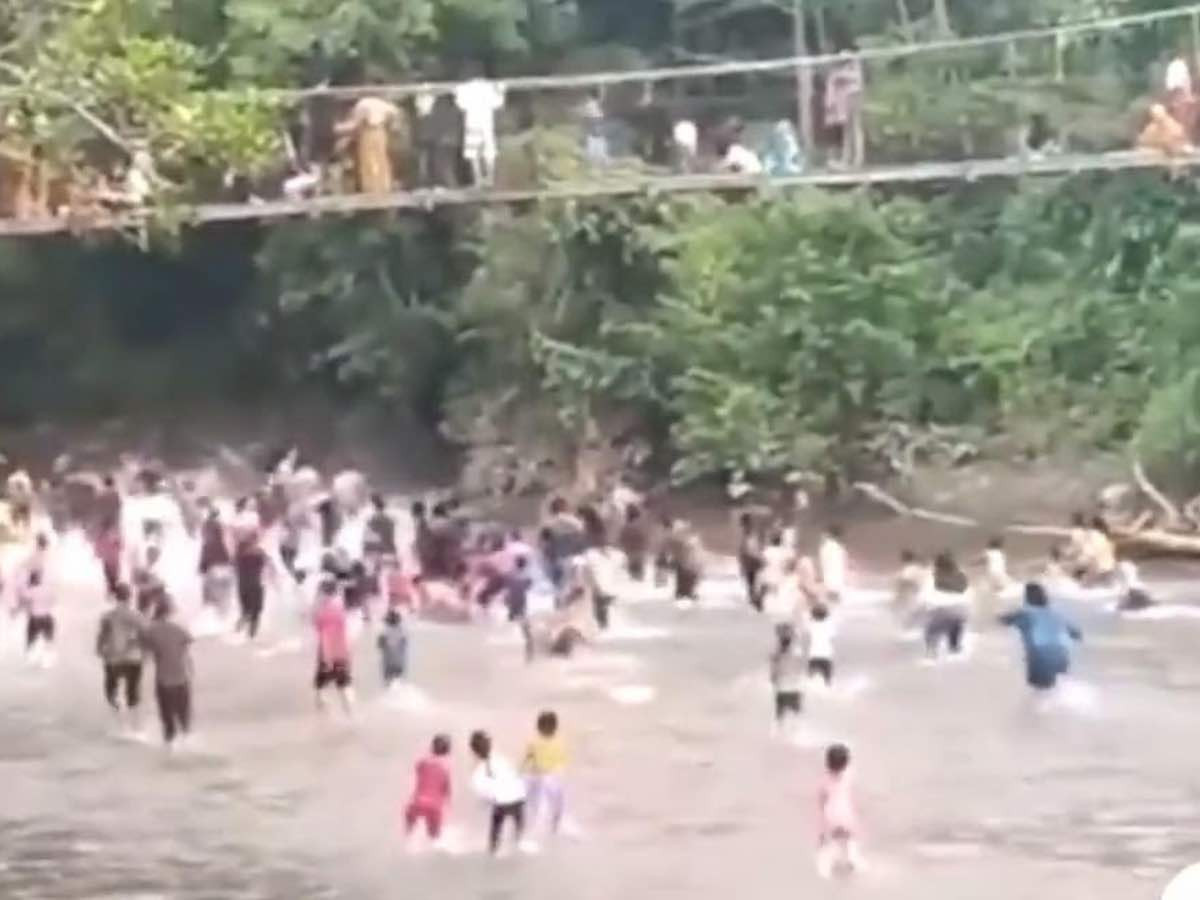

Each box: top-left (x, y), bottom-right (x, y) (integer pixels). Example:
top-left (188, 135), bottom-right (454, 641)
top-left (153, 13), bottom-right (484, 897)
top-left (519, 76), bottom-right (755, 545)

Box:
top-left (523, 709), bottom-right (568, 836)
top-left (337, 97), bottom-right (402, 195)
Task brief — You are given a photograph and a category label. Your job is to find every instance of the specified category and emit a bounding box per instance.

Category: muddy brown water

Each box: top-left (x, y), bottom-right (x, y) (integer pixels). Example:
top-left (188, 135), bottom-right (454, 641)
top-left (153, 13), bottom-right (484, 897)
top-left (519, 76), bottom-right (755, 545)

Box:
top-left (1, 513), bottom-right (1199, 900)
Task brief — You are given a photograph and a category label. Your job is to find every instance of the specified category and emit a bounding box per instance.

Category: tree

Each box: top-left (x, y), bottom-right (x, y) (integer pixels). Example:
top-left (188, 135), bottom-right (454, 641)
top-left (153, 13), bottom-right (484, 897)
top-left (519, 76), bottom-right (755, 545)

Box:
top-left (2, 0), bottom-right (283, 196)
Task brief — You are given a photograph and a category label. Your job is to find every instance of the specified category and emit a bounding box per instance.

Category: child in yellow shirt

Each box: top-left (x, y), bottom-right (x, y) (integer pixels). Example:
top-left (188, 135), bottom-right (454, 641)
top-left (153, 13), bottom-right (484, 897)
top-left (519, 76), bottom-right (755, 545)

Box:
top-left (523, 710), bottom-right (568, 835)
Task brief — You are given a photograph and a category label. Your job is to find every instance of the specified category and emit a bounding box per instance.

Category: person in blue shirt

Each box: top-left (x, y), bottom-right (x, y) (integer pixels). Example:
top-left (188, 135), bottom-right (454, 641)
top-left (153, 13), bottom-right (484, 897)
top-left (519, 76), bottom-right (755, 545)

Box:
top-left (999, 582), bottom-right (1082, 691)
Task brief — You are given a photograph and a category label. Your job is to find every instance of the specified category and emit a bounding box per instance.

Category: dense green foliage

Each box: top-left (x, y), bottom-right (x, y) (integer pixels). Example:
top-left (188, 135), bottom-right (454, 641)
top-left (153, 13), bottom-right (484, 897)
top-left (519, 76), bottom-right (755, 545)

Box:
top-left (1, 0), bottom-right (1200, 488)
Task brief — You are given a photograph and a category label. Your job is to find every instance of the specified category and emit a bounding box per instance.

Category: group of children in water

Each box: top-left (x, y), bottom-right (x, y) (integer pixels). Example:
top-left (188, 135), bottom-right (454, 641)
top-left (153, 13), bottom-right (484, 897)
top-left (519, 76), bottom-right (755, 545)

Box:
top-left (403, 710), bottom-right (570, 856)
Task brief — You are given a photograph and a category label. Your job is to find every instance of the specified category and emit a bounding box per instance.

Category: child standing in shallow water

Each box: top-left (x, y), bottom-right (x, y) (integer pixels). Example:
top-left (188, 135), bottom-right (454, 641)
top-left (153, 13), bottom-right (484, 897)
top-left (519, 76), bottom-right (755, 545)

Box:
top-left (804, 604), bottom-right (836, 686)
top-left (405, 734), bottom-right (452, 847)
top-left (769, 623), bottom-right (805, 727)
top-left (523, 710), bottom-right (569, 835)
top-left (469, 730), bottom-right (529, 855)
top-left (816, 743), bottom-right (864, 879)
top-left (377, 609), bottom-right (408, 687)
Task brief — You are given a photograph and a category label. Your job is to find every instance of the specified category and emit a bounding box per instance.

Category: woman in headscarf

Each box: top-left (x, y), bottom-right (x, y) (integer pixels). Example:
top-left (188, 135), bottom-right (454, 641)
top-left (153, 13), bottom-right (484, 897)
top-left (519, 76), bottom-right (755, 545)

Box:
top-left (337, 97), bottom-right (403, 194)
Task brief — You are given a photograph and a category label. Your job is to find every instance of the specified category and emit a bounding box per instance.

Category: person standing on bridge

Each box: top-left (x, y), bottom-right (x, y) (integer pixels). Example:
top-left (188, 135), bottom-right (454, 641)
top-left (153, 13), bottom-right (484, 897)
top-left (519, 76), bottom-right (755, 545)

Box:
top-left (825, 39), bottom-right (866, 170)
top-left (1165, 45), bottom-right (1196, 139)
top-left (338, 96), bottom-right (402, 195)
top-left (455, 67), bottom-right (505, 187)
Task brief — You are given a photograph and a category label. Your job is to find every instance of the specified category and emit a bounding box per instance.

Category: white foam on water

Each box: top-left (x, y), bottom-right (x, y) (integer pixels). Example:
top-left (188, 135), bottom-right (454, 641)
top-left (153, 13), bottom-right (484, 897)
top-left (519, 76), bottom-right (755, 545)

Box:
top-left (608, 684), bottom-right (656, 705)
top-left (1047, 678), bottom-right (1102, 717)
top-left (117, 729), bottom-right (154, 746)
top-left (568, 651), bottom-right (643, 673)
top-left (485, 629), bottom-right (526, 647)
top-left (1120, 604), bottom-right (1200, 622)
top-left (780, 721), bottom-right (839, 749)
top-left (254, 637), bottom-right (304, 659)
top-left (809, 673), bottom-right (873, 701)
top-left (730, 669), bottom-right (773, 698)
top-left (431, 825), bottom-right (472, 857)
top-left (559, 818), bottom-right (586, 840)
top-left (560, 674), bottom-right (606, 691)
top-left (915, 841), bottom-right (984, 861)
top-left (599, 619), bottom-right (672, 642)
top-left (379, 682), bottom-right (435, 714)
top-left (190, 606), bottom-right (238, 639)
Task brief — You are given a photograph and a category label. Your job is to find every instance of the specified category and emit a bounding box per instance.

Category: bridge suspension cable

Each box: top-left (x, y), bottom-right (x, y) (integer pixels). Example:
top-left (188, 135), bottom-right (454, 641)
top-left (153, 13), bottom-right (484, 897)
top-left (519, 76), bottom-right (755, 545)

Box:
top-left (256, 3), bottom-right (1200, 100)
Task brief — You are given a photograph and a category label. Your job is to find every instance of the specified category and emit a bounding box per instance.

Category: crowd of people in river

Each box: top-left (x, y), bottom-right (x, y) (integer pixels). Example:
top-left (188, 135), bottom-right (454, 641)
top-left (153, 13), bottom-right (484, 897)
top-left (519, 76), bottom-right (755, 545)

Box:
top-left (0, 451), bottom-right (1168, 871)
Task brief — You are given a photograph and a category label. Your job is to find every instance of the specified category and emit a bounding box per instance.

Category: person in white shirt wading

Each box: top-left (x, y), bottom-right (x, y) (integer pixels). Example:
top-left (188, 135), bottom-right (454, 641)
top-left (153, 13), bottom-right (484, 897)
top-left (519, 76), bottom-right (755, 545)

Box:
top-left (818, 525), bottom-right (849, 605)
top-left (469, 729), bottom-right (529, 855)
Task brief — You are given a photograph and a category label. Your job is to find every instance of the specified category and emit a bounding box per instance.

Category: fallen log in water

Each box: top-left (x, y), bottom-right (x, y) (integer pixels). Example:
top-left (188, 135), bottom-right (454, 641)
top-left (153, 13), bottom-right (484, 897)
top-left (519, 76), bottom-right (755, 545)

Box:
top-left (854, 481), bottom-right (1200, 560)
top-left (1112, 528), bottom-right (1200, 559)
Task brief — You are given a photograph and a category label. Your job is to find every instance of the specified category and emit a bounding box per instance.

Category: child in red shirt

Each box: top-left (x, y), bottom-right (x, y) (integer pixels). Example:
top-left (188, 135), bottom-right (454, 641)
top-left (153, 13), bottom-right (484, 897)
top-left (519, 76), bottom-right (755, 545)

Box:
top-left (405, 734), bottom-right (452, 844)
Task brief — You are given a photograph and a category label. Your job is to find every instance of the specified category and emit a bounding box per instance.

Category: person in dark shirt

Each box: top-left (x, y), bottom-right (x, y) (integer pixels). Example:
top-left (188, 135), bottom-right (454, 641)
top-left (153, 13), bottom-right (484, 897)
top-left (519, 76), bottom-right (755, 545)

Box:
top-left (198, 507), bottom-right (233, 613)
top-left (737, 511), bottom-right (766, 612)
top-left (96, 475), bottom-right (122, 538)
top-left (364, 493), bottom-right (397, 584)
top-left (412, 501), bottom-right (437, 576)
top-left (234, 539), bottom-right (271, 640)
top-left (506, 555), bottom-right (535, 662)
top-left (141, 600), bottom-right (194, 749)
top-left (617, 505), bottom-right (649, 583)
top-left (96, 584), bottom-right (146, 733)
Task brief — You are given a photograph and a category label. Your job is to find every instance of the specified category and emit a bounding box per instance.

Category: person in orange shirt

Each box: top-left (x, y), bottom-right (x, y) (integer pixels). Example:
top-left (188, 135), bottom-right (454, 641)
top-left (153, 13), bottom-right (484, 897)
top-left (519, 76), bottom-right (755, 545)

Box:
top-left (1138, 103), bottom-right (1193, 158)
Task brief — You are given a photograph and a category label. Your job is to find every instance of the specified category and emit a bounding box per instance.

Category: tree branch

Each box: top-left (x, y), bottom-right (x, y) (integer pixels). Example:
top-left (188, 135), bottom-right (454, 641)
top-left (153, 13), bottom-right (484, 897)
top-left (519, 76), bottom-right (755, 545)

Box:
top-left (1132, 457), bottom-right (1182, 530)
top-left (852, 481), bottom-right (978, 527)
top-left (0, 60), bottom-right (131, 155)
top-left (853, 480), bottom-right (1073, 538)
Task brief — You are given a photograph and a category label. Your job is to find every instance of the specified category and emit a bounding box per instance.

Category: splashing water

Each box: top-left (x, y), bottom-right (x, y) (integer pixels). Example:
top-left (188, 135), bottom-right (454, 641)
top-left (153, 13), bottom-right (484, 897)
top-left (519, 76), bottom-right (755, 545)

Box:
top-left (1043, 679), bottom-right (1102, 717)
top-left (608, 684), bottom-right (656, 705)
top-left (379, 682), bottom-right (436, 714)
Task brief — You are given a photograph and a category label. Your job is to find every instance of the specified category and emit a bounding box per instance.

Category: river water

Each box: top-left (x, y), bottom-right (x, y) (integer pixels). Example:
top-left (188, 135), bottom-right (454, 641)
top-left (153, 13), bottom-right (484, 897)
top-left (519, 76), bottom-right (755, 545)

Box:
top-left (1, 519), bottom-right (1199, 900)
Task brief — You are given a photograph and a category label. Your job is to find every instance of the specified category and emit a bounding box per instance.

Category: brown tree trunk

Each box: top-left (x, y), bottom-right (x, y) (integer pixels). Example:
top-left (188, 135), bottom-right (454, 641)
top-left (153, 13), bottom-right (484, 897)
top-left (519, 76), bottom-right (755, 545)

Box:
top-left (1114, 528), bottom-right (1200, 559)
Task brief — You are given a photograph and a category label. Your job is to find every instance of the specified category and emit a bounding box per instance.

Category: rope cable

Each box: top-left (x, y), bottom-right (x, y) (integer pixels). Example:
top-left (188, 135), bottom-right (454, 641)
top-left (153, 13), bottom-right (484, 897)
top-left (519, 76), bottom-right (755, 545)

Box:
top-left (254, 3), bottom-right (1200, 101)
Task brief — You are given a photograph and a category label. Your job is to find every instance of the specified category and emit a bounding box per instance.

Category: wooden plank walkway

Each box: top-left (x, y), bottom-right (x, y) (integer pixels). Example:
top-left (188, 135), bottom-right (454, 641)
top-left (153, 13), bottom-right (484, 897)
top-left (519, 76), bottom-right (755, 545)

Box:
top-left (0, 150), bottom-right (1192, 238)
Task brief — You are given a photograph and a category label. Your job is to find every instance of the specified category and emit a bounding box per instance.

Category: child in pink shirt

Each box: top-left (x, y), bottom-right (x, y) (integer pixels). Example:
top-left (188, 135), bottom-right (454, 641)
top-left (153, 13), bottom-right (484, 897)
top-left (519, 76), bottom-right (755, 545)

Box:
top-left (380, 556), bottom-right (418, 612)
top-left (817, 743), bottom-right (864, 878)
top-left (405, 734), bottom-right (453, 846)
top-left (312, 580), bottom-right (354, 712)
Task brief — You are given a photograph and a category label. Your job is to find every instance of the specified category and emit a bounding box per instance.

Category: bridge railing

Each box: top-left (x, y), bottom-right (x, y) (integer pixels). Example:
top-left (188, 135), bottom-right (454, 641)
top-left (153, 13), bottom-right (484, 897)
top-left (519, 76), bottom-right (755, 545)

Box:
top-left (0, 6), bottom-right (1194, 230)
